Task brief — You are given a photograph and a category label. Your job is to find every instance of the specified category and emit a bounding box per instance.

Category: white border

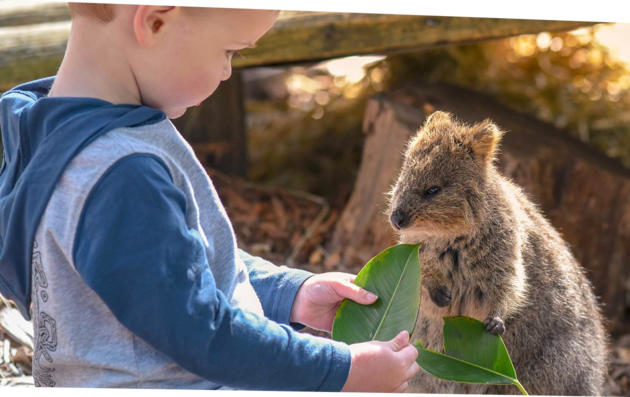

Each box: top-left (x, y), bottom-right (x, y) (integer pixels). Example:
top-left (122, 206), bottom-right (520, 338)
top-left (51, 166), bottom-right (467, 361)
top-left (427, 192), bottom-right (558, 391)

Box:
top-left (55, 0), bottom-right (630, 23)
top-left (0, 387), bottom-right (428, 397)
top-left (2, 1), bottom-right (626, 397)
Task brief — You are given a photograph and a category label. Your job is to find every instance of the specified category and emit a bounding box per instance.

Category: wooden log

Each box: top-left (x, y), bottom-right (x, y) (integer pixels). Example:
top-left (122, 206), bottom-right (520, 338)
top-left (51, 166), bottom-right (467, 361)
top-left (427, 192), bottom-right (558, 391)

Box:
top-left (0, 1), bottom-right (69, 27)
top-left (327, 94), bottom-right (425, 267)
top-left (329, 83), bottom-right (630, 335)
top-left (0, 10), bottom-right (595, 90)
top-left (0, 21), bottom-right (68, 91)
top-left (235, 13), bottom-right (594, 68)
top-left (0, 376), bottom-right (35, 387)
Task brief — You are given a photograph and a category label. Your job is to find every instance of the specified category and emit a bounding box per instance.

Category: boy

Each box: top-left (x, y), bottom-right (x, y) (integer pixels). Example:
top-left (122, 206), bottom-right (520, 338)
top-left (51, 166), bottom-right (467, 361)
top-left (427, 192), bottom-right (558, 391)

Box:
top-left (0, 4), bottom-right (419, 391)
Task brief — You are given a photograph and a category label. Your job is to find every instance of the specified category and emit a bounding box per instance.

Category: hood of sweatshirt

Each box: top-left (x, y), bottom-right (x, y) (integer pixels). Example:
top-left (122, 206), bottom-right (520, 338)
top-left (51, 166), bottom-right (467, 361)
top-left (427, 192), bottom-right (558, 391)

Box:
top-left (0, 77), bottom-right (165, 319)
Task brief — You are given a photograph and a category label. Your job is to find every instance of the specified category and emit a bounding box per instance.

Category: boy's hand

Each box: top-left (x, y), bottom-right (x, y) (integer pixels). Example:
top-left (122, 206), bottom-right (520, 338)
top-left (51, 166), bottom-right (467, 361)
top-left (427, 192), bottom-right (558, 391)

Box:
top-left (290, 272), bottom-right (377, 332)
top-left (342, 330), bottom-right (420, 392)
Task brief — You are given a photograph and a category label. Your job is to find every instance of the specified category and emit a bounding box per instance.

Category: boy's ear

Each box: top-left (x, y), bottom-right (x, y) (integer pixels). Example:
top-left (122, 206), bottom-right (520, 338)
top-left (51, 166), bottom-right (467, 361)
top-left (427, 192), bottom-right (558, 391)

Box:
top-left (469, 119), bottom-right (504, 163)
top-left (133, 6), bottom-right (179, 47)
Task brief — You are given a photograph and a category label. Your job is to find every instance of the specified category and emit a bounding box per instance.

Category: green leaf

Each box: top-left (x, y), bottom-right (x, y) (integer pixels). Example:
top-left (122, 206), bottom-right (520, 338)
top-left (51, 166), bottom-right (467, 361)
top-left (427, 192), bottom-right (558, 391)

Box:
top-left (330, 245), bottom-right (527, 395)
top-left (415, 340), bottom-right (514, 385)
top-left (443, 316), bottom-right (516, 378)
top-left (415, 317), bottom-right (528, 395)
top-left (332, 243), bottom-right (421, 344)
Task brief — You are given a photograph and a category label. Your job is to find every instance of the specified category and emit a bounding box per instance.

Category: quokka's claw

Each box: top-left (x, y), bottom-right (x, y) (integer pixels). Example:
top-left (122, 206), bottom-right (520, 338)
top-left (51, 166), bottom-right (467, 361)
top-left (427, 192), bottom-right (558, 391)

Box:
top-left (429, 285), bottom-right (452, 307)
top-left (484, 316), bottom-right (505, 335)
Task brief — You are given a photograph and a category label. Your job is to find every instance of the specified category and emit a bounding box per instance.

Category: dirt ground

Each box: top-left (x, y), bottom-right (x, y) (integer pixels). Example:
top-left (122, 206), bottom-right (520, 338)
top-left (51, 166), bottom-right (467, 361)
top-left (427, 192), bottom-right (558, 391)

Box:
top-left (1, 170), bottom-right (629, 394)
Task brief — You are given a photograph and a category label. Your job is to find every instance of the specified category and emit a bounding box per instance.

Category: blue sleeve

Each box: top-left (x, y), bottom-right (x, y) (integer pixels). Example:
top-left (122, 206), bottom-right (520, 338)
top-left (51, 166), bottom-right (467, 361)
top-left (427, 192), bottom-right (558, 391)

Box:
top-left (73, 153), bottom-right (351, 391)
top-left (239, 249), bottom-right (312, 327)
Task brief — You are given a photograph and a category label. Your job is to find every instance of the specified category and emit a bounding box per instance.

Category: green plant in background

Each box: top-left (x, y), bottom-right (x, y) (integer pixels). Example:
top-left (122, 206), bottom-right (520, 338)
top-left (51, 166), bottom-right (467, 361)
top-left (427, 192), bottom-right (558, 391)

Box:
top-left (332, 244), bottom-right (528, 395)
top-left (246, 65), bottom-right (375, 203)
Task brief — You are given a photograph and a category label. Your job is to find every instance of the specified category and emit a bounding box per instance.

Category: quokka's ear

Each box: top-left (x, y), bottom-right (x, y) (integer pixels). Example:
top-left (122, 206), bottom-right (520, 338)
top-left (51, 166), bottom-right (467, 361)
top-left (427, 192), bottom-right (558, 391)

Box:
top-left (409, 111), bottom-right (453, 150)
top-left (424, 111), bottom-right (453, 128)
top-left (469, 119), bottom-right (504, 163)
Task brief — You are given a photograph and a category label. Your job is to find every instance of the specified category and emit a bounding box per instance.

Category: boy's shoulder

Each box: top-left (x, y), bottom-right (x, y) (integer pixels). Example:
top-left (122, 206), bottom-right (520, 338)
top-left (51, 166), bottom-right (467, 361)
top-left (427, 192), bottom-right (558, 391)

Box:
top-left (0, 77), bottom-right (172, 317)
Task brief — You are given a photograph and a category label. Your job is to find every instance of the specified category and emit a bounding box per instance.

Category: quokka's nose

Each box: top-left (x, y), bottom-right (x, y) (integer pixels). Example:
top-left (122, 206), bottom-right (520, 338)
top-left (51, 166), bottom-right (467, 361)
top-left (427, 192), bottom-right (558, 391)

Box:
top-left (390, 209), bottom-right (409, 230)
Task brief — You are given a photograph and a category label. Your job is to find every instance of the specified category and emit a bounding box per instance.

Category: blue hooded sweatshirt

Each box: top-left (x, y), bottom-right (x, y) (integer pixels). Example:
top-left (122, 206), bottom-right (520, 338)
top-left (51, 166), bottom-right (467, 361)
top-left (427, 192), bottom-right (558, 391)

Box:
top-left (0, 77), bottom-right (351, 389)
top-left (0, 77), bottom-right (166, 318)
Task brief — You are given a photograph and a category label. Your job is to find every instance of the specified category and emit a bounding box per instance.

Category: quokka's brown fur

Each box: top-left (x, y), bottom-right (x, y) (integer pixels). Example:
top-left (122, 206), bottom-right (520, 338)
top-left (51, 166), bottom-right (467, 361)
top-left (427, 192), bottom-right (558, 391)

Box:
top-left (388, 111), bottom-right (607, 395)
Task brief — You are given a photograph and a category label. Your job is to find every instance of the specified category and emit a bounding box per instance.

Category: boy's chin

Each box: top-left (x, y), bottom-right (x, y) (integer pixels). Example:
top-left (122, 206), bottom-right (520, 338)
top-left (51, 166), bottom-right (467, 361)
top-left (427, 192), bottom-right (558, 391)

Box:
top-left (165, 107), bottom-right (187, 120)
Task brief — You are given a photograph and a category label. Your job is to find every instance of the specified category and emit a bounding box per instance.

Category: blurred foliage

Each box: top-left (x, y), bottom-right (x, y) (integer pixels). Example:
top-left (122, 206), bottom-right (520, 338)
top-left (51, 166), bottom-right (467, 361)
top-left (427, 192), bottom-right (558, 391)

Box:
top-left (379, 25), bottom-right (630, 167)
top-left (247, 24), bottom-right (630, 201)
top-left (246, 64), bottom-right (385, 205)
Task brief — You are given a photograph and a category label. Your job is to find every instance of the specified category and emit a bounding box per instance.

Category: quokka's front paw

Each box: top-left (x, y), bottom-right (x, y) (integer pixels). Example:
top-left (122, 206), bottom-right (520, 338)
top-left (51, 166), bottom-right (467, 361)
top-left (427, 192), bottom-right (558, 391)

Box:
top-left (484, 316), bottom-right (505, 335)
top-left (428, 285), bottom-right (452, 307)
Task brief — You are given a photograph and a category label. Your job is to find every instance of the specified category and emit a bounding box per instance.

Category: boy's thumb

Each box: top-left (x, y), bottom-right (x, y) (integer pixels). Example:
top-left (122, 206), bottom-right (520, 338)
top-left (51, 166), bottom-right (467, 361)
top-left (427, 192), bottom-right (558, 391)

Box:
top-left (390, 330), bottom-right (410, 352)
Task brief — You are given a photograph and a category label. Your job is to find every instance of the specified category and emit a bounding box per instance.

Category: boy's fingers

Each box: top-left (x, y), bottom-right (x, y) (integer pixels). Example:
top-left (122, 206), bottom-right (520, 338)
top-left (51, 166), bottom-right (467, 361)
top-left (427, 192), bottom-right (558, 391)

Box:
top-left (400, 344), bottom-right (419, 363)
top-left (406, 362), bottom-right (420, 380)
top-left (329, 272), bottom-right (355, 283)
top-left (407, 343), bottom-right (419, 360)
top-left (335, 280), bottom-right (378, 304)
top-left (340, 273), bottom-right (356, 282)
top-left (390, 330), bottom-right (410, 352)
top-left (394, 381), bottom-right (409, 393)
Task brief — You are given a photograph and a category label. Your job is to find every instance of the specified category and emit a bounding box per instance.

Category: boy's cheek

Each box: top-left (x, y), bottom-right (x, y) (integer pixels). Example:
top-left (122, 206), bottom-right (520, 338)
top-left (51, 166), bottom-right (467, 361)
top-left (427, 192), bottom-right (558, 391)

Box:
top-left (181, 72), bottom-right (221, 103)
top-left (148, 65), bottom-right (221, 115)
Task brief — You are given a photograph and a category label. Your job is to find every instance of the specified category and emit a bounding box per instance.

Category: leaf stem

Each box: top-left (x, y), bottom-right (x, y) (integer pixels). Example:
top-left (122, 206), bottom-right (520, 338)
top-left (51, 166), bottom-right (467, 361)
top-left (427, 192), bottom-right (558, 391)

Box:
top-left (513, 380), bottom-right (528, 395)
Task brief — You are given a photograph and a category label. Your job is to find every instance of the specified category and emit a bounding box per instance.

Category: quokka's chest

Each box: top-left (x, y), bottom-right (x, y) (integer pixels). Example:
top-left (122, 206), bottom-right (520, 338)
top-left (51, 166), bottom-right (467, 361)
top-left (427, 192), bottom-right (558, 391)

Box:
top-left (418, 245), bottom-right (481, 284)
top-left (418, 247), bottom-right (496, 320)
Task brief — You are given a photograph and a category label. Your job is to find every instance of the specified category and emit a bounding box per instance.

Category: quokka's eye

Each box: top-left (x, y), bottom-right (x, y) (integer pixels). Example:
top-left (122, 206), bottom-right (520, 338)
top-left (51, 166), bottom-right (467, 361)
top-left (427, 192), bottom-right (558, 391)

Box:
top-left (424, 186), bottom-right (441, 197)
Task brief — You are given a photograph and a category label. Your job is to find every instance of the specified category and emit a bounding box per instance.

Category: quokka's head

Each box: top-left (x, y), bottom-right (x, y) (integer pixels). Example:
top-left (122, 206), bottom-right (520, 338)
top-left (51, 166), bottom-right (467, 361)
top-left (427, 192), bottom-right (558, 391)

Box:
top-left (388, 111), bottom-right (504, 241)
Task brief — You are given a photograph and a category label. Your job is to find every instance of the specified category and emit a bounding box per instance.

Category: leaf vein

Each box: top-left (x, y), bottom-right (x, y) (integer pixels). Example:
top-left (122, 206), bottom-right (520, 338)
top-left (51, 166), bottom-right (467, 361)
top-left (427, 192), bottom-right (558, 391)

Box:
top-left (372, 249), bottom-right (415, 340)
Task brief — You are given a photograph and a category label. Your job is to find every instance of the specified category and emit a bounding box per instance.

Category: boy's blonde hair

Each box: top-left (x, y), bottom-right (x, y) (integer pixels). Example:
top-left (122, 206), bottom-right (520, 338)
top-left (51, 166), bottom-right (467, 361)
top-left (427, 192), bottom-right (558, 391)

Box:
top-left (68, 3), bottom-right (114, 22)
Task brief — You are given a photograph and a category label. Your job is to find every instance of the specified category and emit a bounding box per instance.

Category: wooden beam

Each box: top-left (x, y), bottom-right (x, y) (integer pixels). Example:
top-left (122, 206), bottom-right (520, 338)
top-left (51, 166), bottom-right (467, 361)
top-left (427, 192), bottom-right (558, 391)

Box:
top-left (0, 21), bottom-right (69, 91)
top-left (235, 13), bottom-right (595, 67)
top-left (0, 1), bottom-right (69, 28)
top-left (0, 11), bottom-right (596, 90)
